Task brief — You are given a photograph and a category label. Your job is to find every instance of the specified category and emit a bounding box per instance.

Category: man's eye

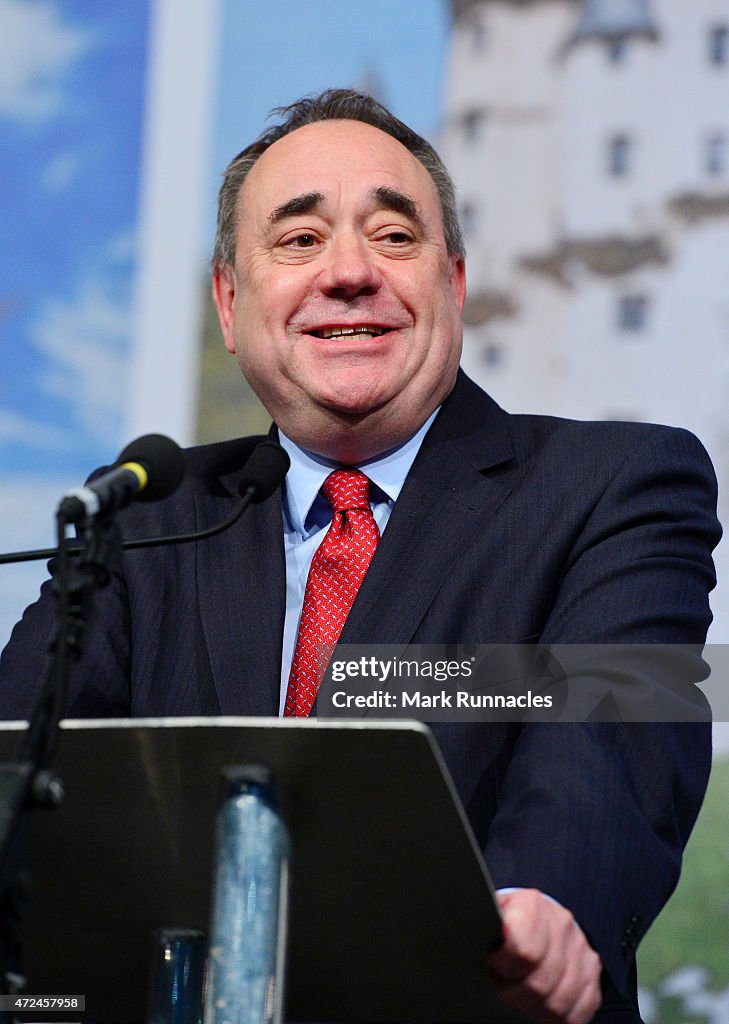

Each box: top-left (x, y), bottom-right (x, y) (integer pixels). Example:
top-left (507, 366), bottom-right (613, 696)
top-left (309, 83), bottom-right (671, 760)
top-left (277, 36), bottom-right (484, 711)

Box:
top-left (286, 233), bottom-right (318, 247)
top-left (381, 231), bottom-right (413, 244)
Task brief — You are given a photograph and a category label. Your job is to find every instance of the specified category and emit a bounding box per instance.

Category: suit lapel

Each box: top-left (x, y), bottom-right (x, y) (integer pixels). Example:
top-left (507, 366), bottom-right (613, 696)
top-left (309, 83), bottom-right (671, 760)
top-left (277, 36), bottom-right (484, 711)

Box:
top-left (340, 372), bottom-right (515, 645)
top-left (195, 452), bottom-right (285, 716)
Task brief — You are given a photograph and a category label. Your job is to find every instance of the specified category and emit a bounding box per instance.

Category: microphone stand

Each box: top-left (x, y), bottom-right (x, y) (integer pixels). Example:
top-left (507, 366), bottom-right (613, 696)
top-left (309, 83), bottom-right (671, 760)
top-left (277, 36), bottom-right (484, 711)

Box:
top-left (0, 506), bottom-right (119, 1013)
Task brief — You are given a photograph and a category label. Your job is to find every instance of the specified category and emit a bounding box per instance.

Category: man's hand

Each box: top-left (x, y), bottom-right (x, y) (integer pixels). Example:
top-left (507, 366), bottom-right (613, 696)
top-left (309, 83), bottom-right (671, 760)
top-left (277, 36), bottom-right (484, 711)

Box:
top-left (488, 889), bottom-right (602, 1024)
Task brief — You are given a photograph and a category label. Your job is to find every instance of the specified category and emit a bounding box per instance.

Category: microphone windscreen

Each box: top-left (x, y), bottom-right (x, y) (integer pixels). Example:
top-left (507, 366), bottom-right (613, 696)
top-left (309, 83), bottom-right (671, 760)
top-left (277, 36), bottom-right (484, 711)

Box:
top-left (238, 441), bottom-right (290, 503)
top-left (117, 434), bottom-right (186, 501)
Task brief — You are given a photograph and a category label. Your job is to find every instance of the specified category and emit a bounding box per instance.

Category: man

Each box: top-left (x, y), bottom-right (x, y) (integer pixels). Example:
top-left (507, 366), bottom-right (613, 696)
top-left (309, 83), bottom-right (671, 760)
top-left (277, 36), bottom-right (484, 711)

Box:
top-left (0, 90), bottom-right (720, 1023)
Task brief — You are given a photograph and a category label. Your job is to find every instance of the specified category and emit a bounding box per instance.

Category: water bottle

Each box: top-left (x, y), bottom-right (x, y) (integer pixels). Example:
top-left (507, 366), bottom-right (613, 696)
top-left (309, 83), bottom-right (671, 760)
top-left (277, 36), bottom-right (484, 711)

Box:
top-left (146, 927), bottom-right (207, 1024)
top-left (204, 766), bottom-right (289, 1024)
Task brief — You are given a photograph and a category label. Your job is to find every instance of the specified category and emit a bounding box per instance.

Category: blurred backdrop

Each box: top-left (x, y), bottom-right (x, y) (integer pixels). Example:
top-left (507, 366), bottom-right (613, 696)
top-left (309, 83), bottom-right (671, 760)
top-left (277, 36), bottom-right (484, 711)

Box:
top-left (1, 2), bottom-right (727, 1019)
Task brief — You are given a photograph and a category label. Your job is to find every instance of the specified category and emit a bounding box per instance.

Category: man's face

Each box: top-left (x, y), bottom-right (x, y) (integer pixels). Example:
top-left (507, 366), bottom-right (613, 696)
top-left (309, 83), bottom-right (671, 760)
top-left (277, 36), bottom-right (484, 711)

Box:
top-left (213, 119), bottom-right (466, 461)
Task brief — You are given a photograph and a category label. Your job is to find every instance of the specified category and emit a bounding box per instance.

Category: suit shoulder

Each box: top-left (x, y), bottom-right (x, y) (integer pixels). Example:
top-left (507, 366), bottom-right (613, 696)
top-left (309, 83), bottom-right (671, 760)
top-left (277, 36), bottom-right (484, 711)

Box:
top-left (435, 374), bottom-right (715, 488)
top-left (506, 412), bottom-right (715, 472)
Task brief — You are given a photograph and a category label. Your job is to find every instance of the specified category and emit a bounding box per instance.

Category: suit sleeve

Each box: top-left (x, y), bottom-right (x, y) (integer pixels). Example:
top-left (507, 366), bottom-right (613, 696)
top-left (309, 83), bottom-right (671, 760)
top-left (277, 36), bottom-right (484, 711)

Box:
top-left (0, 546), bottom-right (134, 720)
top-left (482, 424), bottom-right (720, 1000)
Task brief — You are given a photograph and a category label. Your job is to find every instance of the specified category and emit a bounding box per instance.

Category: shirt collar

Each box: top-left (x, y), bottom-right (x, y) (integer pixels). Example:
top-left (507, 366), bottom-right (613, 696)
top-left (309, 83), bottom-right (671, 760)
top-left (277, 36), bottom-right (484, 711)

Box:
top-left (279, 408), bottom-right (439, 537)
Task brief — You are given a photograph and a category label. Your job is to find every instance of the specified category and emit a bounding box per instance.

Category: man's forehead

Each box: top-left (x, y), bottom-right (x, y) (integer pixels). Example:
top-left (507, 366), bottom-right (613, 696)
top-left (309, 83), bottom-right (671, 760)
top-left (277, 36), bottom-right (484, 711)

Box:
top-left (240, 119), bottom-right (437, 212)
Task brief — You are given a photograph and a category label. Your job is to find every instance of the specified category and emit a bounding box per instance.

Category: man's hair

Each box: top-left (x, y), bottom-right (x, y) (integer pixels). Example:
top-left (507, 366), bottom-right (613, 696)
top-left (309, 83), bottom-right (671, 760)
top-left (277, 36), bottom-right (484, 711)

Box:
top-left (212, 88), bottom-right (465, 270)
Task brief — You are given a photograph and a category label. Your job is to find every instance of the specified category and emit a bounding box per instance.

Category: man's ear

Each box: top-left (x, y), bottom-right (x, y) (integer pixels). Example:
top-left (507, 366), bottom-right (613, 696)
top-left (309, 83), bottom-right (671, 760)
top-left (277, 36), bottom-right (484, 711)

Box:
top-left (212, 264), bottom-right (237, 354)
top-left (448, 255), bottom-right (466, 313)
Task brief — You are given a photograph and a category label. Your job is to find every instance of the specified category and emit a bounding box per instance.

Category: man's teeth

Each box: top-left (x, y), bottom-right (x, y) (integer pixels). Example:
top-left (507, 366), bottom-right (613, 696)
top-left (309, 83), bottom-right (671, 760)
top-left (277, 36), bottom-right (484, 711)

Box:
top-left (315, 326), bottom-right (386, 339)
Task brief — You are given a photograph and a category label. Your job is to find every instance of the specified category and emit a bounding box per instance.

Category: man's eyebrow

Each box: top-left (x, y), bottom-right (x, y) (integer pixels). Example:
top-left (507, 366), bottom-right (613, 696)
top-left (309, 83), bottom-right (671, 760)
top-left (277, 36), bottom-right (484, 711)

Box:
top-left (267, 186), bottom-right (425, 228)
top-left (370, 186), bottom-right (424, 229)
top-left (269, 192), bottom-right (324, 224)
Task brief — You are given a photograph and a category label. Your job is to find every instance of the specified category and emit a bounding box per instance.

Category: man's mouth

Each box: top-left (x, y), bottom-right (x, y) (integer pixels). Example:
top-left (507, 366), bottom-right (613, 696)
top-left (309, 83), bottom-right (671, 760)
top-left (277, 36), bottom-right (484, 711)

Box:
top-left (309, 325), bottom-right (390, 341)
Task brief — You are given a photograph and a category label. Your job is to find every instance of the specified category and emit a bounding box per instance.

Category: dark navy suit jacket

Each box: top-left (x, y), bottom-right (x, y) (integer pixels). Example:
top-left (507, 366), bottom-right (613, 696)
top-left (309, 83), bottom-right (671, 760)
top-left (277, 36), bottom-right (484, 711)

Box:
top-left (0, 371), bottom-right (721, 1019)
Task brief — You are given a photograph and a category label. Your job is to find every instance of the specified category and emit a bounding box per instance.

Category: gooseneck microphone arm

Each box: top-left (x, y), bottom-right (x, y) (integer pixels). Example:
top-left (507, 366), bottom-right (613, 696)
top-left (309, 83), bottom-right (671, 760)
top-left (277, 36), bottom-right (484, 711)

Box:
top-left (0, 489), bottom-right (262, 563)
top-left (0, 439), bottom-right (291, 564)
top-left (118, 438), bottom-right (291, 549)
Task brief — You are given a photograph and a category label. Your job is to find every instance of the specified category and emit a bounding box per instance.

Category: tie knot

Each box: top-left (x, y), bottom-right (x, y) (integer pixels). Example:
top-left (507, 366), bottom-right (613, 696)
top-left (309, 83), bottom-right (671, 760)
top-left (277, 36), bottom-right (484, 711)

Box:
top-left (321, 469), bottom-right (371, 514)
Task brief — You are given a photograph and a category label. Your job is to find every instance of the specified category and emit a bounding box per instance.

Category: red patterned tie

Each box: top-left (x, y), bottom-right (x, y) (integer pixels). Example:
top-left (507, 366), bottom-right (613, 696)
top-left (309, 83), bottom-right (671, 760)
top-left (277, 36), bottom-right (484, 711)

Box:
top-left (284, 469), bottom-right (380, 717)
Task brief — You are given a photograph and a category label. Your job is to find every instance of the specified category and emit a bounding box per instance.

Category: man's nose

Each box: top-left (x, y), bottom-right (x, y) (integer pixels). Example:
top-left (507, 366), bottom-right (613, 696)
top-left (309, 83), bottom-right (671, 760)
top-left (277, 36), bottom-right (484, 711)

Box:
top-left (316, 233), bottom-right (382, 298)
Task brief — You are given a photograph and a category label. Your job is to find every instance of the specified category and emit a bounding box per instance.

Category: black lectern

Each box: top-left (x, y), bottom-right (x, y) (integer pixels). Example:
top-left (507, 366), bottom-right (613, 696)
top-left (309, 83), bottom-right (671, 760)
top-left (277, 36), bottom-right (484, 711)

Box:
top-left (0, 718), bottom-right (526, 1023)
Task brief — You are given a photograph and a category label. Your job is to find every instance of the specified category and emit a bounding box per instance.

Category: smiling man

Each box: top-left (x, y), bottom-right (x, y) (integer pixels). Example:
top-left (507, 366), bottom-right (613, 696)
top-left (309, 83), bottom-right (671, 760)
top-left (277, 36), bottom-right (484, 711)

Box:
top-left (207, 92), bottom-right (716, 1023)
top-left (0, 90), bottom-right (721, 1024)
top-left (213, 117), bottom-right (466, 464)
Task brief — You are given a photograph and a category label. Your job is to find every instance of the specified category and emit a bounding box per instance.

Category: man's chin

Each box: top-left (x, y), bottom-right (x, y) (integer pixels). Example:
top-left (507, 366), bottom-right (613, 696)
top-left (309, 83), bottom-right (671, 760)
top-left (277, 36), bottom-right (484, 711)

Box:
top-left (313, 386), bottom-right (392, 420)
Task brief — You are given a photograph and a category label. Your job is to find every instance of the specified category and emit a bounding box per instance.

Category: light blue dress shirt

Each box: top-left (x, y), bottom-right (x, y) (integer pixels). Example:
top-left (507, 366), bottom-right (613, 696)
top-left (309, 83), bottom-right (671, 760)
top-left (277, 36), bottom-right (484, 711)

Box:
top-left (277, 410), bottom-right (439, 713)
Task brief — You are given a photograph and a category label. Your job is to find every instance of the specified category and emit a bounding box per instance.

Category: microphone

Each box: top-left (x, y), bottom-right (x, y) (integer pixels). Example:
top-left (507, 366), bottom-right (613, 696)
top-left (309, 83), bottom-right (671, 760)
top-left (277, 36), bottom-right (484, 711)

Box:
top-left (238, 440), bottom-right (291, 503)
top-left (58, 434), bottom-right (186, 524)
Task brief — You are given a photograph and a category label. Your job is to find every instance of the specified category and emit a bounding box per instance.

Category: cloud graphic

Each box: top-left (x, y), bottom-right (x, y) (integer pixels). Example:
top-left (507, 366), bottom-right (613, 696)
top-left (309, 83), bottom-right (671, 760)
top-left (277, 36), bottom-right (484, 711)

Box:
top-left (40, 148), bottom-right (82, 193)
top-left (104, 230), bottom-right (137, 266)
top-left (0, 0), bottom-right (95, 121)
top-left (32, 263), bottom-right (131, 446)
top-left (0, 407), bottom-right (74, 449)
